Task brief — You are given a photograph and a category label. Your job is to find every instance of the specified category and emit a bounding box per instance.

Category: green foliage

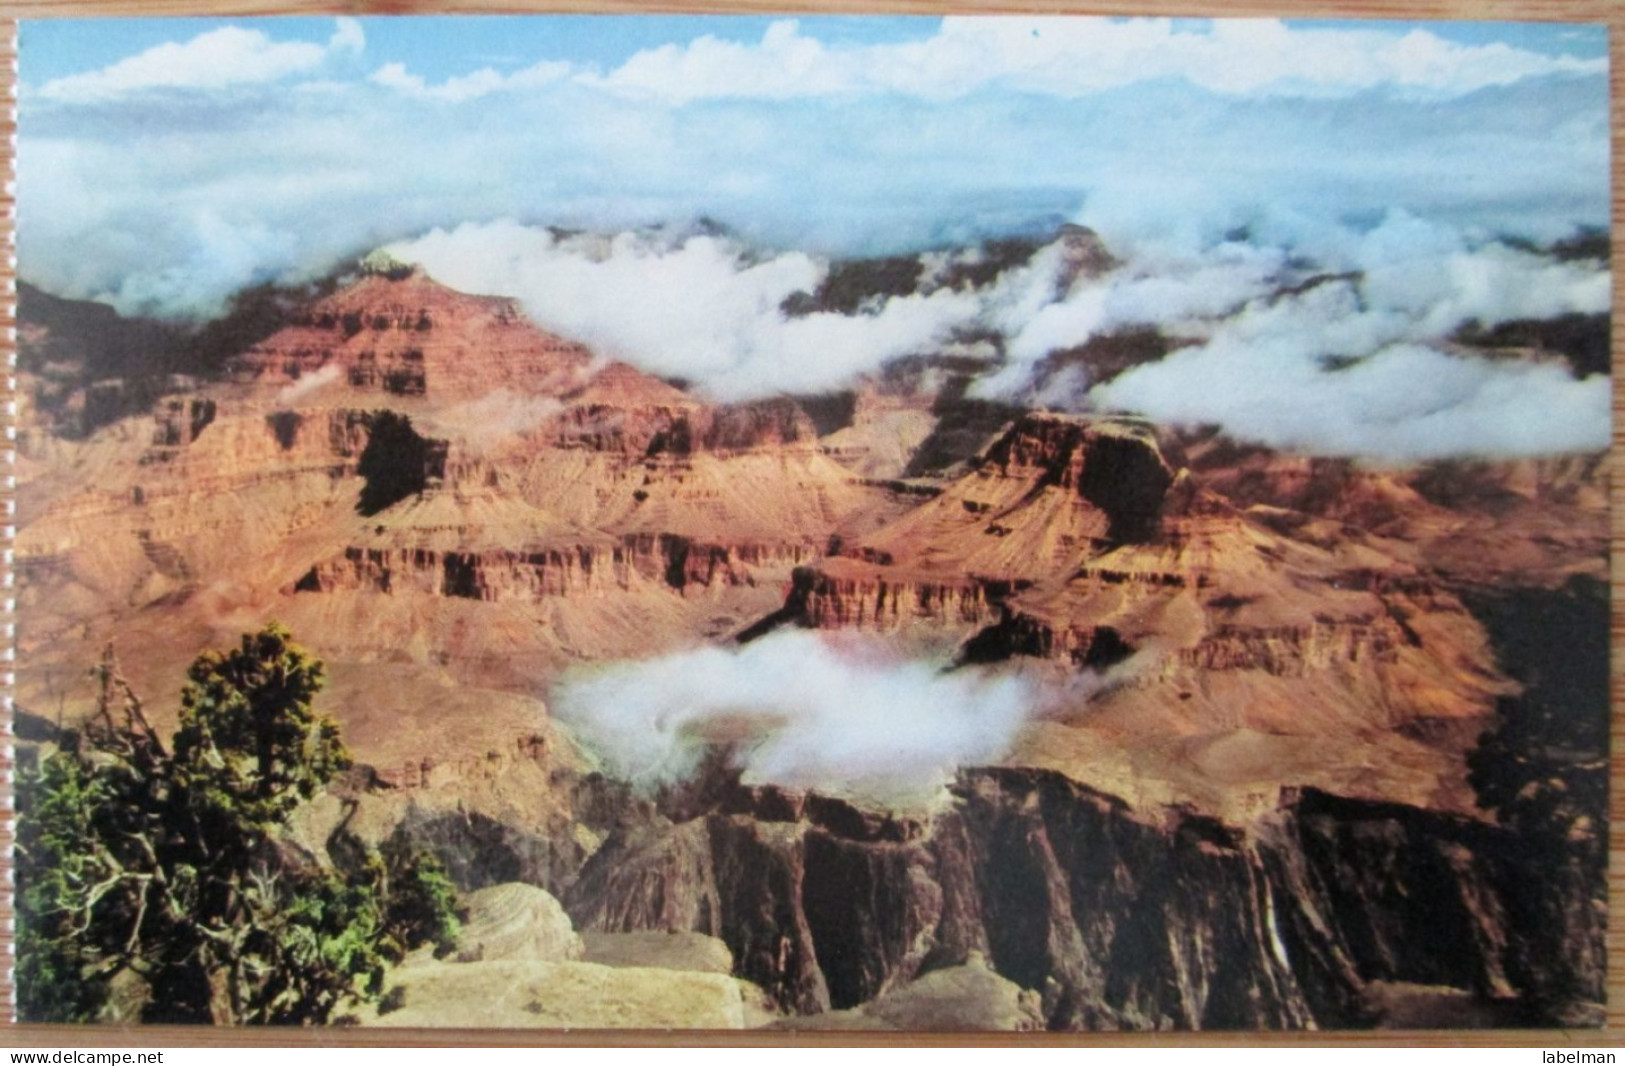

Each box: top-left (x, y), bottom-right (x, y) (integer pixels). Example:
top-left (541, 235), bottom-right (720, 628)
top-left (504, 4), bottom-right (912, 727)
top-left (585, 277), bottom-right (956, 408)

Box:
top-left (14, 624), bottom-right (459, 1025)
top-left (173, 626), bottom-right (345, 828)
top-left (385, 853), bottom-right (463, 957)
top-left (14, 747), bottom-right (120, 1023)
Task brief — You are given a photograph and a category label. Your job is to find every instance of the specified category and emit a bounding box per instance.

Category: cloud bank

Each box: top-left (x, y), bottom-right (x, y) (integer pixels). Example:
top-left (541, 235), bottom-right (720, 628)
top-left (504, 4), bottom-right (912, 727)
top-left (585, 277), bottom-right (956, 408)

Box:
top-left (1096, 311), bottom-right (1611, 463)
top-left (584, 18), bottom-right (1603, 104)
top-left (19, 17), bottom-right (1610, 462)
top-left (386, 222), bottom-right (982, 400)
top-left (1001, 212), bottom-right (1613, 461)
top-left (551, 631), bottom-right (1036, 802)
top-left (382, 212), bottom-right (1610, 462)
top-left (20, 16), bottom-right (1607, 322)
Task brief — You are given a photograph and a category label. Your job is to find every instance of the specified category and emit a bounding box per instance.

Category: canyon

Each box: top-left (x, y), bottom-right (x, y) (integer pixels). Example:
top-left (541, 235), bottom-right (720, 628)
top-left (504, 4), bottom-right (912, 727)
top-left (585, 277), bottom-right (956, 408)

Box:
top-left (14, 247), bottom-right (1609, 1029)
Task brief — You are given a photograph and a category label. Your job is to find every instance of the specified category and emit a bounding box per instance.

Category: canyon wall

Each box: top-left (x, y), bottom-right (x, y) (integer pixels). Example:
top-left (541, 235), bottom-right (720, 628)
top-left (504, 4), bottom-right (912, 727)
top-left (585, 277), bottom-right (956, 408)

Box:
top-left (556, 767), bottom-right (1599, 1029)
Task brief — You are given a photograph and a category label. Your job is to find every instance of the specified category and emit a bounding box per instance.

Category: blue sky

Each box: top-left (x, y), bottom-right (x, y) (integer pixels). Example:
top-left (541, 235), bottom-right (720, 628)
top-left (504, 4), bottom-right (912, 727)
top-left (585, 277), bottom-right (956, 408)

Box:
top-left (22, 17), bottom-right (945, 84)
top-left (21, 16), bottom-right (1606, 86)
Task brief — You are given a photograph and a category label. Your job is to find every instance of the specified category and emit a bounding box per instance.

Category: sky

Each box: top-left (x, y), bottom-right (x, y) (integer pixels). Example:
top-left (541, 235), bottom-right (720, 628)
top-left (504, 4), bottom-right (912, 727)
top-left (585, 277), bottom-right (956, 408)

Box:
top-left (16, 15), bottom-right (1613, 463)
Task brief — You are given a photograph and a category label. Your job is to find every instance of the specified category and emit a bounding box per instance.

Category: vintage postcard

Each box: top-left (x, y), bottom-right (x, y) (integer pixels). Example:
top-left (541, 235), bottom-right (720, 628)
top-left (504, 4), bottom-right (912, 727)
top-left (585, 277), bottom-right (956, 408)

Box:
top-left (10, 16), bottom-right (1610, 1030)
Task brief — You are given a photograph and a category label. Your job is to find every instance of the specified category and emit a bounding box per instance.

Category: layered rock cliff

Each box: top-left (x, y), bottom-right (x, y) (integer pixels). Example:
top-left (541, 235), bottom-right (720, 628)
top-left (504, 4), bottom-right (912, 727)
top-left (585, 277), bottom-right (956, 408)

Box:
top-left (293, 535), bottom-right (815, 601)
top-left (557, 765), bottom-right (1600, 1029)
top-left (16, 260), bottom-right (1608, 1033)
top-left (783, 559), bottom-right (1005, 633)
top-left (232, 270), bottom-right (595, 401)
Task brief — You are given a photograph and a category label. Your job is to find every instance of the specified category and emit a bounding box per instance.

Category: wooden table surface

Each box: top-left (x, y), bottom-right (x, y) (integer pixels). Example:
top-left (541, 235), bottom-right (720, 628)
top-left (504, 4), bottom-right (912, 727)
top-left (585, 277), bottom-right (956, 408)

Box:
top-left (0, 0), bottom-right (1618, 1047)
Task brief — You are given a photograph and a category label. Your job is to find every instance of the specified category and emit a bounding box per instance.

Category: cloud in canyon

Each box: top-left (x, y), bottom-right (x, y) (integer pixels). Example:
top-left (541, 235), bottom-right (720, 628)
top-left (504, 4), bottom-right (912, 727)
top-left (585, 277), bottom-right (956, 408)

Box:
top-left (384, 213), bottom-right (1610, 461)
top-left (1010, 212), bottom-right (1613, 461)
top-left (385, 222), bottom-right (984, 401)
top-left (550, 630), bottom-right (1038, 802)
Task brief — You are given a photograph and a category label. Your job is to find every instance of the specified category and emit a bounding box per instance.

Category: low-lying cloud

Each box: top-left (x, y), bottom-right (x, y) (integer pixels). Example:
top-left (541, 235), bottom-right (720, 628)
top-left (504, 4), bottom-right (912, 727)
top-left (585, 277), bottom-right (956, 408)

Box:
top-left (386, 212), bottom-right (1611, 463)
top-left (1097, 329), bottom-right (1611, 463)
top-left (954, 210), bottom-right (1611, 462)
top-left (550, 630), bottom-right (1037, 802)
top-left (387, 223), bottom-right (983, 401)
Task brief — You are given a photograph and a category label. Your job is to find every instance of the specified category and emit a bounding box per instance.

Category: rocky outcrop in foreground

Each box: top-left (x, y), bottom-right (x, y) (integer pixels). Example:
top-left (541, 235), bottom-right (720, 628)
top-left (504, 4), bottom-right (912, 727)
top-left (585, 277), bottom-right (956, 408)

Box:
top-left (357, 882), bottom-right (766, 1029)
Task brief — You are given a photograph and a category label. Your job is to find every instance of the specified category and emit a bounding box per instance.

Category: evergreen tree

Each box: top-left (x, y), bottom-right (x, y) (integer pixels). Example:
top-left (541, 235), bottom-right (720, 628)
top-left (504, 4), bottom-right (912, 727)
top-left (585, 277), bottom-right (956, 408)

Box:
top-left (15, 624), bottom-right (458, 1024)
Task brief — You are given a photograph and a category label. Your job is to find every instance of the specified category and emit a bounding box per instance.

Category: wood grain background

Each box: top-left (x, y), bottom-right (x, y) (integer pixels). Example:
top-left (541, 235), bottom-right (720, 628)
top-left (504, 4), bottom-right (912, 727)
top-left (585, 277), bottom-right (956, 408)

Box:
top-left (0, 0), bottom-right (1618, 1047)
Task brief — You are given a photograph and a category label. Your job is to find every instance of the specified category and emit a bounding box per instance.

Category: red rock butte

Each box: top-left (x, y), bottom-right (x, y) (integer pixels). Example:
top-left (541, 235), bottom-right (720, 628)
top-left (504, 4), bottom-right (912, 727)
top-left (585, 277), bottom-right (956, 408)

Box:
top-left (232, 268), bottom-right (597, 402)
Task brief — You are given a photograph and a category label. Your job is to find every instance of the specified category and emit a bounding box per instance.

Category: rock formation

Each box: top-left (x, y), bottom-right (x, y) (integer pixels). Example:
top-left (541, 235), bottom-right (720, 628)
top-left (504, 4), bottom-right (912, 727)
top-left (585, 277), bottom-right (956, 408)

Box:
top-left (231, 269), bottom-right (596, 401)
top-left (771, 412), bottom-right (1519, 816)
top-left (558, 765), bottom-right (1602, 1029)
top-left (14, 253), bottom-right (1609, 1031)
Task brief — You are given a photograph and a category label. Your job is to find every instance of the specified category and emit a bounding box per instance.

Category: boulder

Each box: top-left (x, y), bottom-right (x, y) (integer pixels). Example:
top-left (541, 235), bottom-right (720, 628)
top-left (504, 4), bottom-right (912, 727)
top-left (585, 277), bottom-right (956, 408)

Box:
top-left (456, 882), bottom-right (583, 963)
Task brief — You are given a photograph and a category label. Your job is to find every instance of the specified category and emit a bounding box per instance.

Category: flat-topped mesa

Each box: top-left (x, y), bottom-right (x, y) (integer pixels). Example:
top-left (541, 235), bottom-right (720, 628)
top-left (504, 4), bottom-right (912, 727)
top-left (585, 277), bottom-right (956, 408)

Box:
top-left (982, 414), bottom-right (1175, 544)
top-left (231, 270), bottom-right (594, 402)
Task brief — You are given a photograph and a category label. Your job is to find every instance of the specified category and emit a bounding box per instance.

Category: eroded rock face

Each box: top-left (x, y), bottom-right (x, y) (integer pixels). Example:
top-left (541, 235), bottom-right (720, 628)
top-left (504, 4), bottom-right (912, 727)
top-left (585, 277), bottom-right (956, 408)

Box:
top-left (560, 767), bottom-right (1602, 1030)
top-left (545, 377), bottom-right (818, 458)
top-left (776, 413), bottom-right (1508, 801)
top-left (293, 536), bottom-right (815, 602)
top-left (982, 415), bottom-right (1173, 544)
top-left (786, 560), bottom-right (1003, 632)
top-left (232, 271), bottom-right (595, 402)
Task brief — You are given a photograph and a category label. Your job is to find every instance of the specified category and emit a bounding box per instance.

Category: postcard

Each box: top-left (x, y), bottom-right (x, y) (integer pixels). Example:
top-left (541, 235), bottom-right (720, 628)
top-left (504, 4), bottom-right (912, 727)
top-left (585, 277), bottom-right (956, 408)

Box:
top-left (10, 15), bottom-right (1611, 1030)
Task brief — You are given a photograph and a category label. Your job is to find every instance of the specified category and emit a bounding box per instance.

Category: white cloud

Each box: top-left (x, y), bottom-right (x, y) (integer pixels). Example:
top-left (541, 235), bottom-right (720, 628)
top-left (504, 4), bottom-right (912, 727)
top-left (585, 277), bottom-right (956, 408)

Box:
top-left (329, 17), bottom-right (365, 56)
top-left (370, 58), bottom-right (570, 102)
top-left (38, 19), bottom-right (362, 102)
top-left (104, 209), bottom-right (303, 317)
top-left (580, 17), bottom-right (1605, 105)
top-left (1351, 216), bottom-right (1611, 334)
top-left (951, 206), bottom-right (1612, 462)
top-left (582, 20), bottom-right (853, 104)
top-left (386, 222), bottom-right (983, 401)
top-left (1090, 275), bottom-right (1612, 463)
top-left (551, 630), bottom-right (1037, 802)
top-left (275, 362), bottom-right (343, 407)
top-left (998, 243), bottom-right (1286, 369)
